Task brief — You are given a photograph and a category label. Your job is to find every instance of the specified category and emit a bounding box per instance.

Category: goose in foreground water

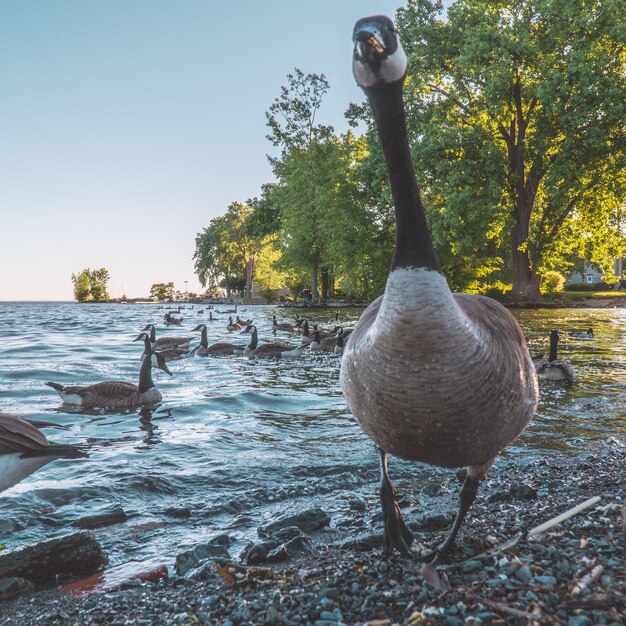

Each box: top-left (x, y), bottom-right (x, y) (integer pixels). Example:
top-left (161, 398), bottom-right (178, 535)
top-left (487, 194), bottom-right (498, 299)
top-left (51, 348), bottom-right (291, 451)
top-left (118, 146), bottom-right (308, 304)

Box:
top-left (341, 15), bottom-right (538, 562)
top-left (569, 327), bottom-right (593, 340)
top-left (535, 330), bottom-right (574, 383)
top-left (46, 351), bottom-right (172, 409)
top-left (226, 317), bottom-right (242, 331)
top-left (0, 413), bottom-right (87, 493)
top-left (242, 325), bottom-right (306, 359)
top-left (192, 324), bottom-right (244, 357)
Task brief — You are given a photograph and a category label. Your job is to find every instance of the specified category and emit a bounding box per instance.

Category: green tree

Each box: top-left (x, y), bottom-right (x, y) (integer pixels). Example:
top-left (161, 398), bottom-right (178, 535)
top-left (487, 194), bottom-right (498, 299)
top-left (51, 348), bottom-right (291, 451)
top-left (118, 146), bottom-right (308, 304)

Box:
top-left (392, 0), bottom-right (626, 300)
top-left (150, 282), bottom-right (175, 301)
top-left (71, 268), bottom-right (110, 302)
top-left (266, 68), bottom-right (335, 300)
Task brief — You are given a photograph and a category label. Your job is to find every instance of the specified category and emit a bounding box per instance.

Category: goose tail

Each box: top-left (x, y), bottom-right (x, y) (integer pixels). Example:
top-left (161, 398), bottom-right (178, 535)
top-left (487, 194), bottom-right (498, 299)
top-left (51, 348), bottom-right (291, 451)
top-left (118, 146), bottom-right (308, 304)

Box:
top-left (20, 444), bottom-right (88, 460)
top-left (45, 381), bottom-right (65, 393)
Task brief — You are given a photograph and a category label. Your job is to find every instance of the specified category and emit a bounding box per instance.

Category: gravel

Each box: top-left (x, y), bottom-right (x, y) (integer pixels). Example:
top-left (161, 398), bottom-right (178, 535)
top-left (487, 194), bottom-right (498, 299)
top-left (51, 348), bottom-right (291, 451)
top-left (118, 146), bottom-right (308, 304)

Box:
top-left (1, 440), bottom-right (624, 626)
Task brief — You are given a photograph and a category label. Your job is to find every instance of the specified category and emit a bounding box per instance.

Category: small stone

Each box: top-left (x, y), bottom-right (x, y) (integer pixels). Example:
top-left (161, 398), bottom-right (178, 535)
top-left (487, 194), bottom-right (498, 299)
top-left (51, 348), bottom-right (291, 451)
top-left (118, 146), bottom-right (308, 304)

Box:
top-left (515, 565), bottom-right (533, 583)
top-left (534, 575), bottom-right (558, 586)
top-left (568, 617), bottom-right (592, 626)
top-left (463, 560), bottom-right (482, 574)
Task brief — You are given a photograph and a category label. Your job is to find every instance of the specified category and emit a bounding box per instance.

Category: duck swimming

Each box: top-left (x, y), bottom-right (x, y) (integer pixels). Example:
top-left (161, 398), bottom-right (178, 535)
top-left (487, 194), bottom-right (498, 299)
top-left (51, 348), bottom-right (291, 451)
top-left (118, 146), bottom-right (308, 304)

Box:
top-left (341, 15), bottom-right (538, 562)
top-left (46, 351), bottom-right (172, 410)
top-left (0, 413), bottom-right (87, 493)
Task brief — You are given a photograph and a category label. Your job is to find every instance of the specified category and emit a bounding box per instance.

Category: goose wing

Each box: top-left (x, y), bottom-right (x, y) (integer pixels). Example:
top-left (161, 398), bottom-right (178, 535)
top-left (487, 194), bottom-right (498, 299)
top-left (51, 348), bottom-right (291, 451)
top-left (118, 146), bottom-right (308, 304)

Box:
top-left (0, 413), bottom-right (49, 454)
top-left (205, 342), bottom-right (242, 356)
top-left (69, 381), bottom-right (142, 409)
top-left (155, 336), bottom-right (192, 349)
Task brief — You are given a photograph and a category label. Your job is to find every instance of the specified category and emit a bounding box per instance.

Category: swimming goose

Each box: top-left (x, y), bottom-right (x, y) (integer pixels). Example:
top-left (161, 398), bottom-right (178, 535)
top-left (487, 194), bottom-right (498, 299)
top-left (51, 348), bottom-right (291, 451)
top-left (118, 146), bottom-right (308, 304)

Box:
top-left (569, 327), bottom-right (593, 340)
top-left (46, 351), bottom-right (172, 409)
top-left (242, 325), bottom-right (306, 359)
top-left (236, 315), bottom-right (253, 327)
top-left (164, 312), bottom-right (183, 326)
top-left (342, 15), bottom-right (538, 562)
top-left (192, 324), bottom-right (244, 357)
top-left (0, 413), bottom-right (87, 493)
top-left (218, 304), bottom-right (238, 314)
top-left (142, 324), bottom-right (192, 352)
top-left (309, 325), bottom-right (340, 352)
top-left (135, 332), bottom-right (191, 362)
top-left (207, 311), bottom-right (217, 322)
top-left (272, 315), bottom-right (295, 334)
top-left (226, 316), bottom-right (242, 331)
top-left (535, 330), bottom-right (574, 383)
top-left (334, 328), bottom-right (346, 356)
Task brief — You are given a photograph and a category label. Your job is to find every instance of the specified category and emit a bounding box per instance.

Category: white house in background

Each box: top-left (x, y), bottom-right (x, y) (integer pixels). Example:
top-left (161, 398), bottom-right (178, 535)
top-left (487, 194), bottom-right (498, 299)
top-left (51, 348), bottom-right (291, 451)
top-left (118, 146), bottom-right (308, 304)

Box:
top-left (565, 258), bottom-right (624, 285)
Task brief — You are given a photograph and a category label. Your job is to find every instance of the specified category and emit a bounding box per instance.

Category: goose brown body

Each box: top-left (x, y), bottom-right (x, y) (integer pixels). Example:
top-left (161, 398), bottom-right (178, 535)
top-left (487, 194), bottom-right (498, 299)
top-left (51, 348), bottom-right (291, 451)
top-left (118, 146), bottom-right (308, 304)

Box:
top-left (342, 282), bottom-right (537, 468)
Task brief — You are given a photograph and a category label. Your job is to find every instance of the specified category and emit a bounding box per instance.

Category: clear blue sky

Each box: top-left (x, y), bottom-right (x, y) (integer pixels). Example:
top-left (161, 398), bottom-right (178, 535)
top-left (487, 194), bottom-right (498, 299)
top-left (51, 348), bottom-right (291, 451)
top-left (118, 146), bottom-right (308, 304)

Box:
top-left (0, 0), bottom-right (407, 300)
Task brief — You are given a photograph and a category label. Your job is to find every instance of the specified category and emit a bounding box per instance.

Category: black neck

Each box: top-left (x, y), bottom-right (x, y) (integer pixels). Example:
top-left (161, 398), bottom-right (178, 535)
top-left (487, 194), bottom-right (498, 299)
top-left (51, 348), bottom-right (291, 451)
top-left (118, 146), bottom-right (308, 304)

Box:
top-left (140, 335), bottom-right (151, 355)
top-left (303, 321), bottom-right (310, 337)
top-left (138, 353), bottom-right (155, 392)
top-left (200, 326), bottom-right (208, 348)
top-left (147, 325), bottom-right (156, 342)
top-left (248, 327), bottom-right (258, 350)
top-left (366, 81), bottom-right (441, 272)
top-left (549, 331), bottom-right (559, 361)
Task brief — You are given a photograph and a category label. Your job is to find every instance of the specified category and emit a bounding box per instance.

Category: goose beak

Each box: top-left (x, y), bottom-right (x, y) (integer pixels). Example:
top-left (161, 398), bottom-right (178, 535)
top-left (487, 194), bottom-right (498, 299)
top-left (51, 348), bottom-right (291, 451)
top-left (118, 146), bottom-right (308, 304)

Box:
top-left (161, 362), bottom-right (173, 376)
top-left (133, 334), bottom-right (144, 342)
top-left (353, 21), bottom-right (387, 62)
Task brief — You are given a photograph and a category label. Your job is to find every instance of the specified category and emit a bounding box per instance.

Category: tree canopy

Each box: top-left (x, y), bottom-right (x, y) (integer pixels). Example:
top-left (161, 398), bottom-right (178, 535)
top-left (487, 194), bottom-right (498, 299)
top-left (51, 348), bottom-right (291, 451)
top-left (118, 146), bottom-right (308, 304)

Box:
top-left (71, 268), bottom-right (110, 302)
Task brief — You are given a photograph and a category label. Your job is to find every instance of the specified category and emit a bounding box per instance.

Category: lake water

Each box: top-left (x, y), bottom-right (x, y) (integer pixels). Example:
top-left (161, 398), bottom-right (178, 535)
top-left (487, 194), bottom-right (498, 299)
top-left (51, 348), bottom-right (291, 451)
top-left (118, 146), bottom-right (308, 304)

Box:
top-left (0, 302), bottom-right (624, 567)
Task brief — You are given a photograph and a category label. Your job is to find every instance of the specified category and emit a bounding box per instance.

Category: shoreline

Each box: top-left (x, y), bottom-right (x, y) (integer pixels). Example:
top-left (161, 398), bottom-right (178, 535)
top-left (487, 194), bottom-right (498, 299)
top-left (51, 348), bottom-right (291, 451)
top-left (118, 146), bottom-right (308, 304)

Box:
top-left (2, 440), bottom-right (624, 625)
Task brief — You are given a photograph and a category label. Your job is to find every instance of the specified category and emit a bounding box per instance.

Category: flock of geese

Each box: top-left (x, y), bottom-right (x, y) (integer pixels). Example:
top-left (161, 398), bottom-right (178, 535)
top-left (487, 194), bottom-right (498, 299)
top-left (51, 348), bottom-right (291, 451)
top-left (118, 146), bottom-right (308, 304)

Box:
top-left (0, 308), bottom-right (351, 495)
top-left (0, 16), bottom-right (598, 566)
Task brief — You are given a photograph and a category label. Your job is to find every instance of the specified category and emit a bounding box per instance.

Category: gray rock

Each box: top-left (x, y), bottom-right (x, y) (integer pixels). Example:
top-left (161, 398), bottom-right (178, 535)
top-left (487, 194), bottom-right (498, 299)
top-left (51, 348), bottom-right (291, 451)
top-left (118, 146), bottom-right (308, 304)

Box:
top-left (175, 542), bottom-right (231, 576)
top-left (0, 577), bottom-right (34, 601)
top-left (462, 560), bottom-right (482, 574)
top-left (243, 527), bottom-right (313, 565)
top-left (0, 531), bottom-right (106, 585)
top-left (74, 503), bottom-right (128, 529)
top-left (534, 575), bottom-right (558, 586)
top-left (258, 508), bottom-right (330, 538)
top-left (515, 565), bottom-right (533, 583)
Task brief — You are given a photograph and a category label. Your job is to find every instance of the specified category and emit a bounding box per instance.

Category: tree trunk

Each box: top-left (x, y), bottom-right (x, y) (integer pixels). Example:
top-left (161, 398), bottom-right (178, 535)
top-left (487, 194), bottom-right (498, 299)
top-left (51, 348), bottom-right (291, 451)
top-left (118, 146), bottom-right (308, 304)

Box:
top-left (312, 251), bottom-right (320, 300)
top-left (245, 258), bottom-right (254, 300)
top-left (321, 268), bottom-right (329, 300)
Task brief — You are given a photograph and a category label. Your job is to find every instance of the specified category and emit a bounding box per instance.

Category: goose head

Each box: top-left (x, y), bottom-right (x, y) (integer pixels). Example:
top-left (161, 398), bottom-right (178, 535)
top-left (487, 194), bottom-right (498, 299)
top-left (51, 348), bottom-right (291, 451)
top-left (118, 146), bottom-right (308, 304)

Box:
top-left (151, 351), bottom-right (173, 376)
top-left (193, 324), bottom-right (207, 333)
top-left (353, 15), bottom-right (407, 89)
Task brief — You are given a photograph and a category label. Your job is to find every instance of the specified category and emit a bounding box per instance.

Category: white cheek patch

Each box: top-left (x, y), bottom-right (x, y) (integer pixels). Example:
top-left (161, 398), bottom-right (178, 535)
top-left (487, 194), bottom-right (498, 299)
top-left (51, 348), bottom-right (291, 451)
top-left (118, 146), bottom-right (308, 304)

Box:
top-left (353, 41), bottom-right (408, 88)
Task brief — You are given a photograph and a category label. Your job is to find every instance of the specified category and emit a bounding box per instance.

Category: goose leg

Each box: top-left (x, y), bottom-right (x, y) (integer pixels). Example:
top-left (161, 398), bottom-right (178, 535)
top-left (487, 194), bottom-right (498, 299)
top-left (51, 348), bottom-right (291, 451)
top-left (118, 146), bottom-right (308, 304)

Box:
top-left (378, 447), bottom-right (414, 557)
top-left (420, 473), bottom-right (480, 564)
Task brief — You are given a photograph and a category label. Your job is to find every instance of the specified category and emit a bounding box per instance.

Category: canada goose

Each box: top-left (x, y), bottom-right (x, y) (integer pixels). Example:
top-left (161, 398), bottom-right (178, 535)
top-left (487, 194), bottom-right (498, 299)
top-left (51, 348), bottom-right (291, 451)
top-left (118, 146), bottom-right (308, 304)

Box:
top-left (535, 330), bottom-right (574, 383)
top-left (310, 325), bottom-right (339, 352)
top-left (164, 312), bottom-right (183, 326)
top-left (207, 311), bottom-right (217, 322)
top-left (192, 324), bottom-right (244, 357)
top-left (334, 328), bottom-right (347, 356)
top-left (342, 16), bottom-right (538, 562)
top-left (327, 310), bottom-right (341, 325)
top-left (236, 315), bottom-right (253, 327)
top-left (46, 351), bottom-right (172, 410)
top-left (197, 309), bottom-right (204, 314)
top-left (218, 304), bottom-right (238, 314)
top-left (569, 327), bottom-right (593, 339)
top-left (142, 324), bottom-right (192, 352)
top-left (241, 325), bottom-right (306, 359)
top-left (0, 413), bottom-right (87, 493)
top-left (226, 316), bottom-right (242, 331)
top-left (134, 332), bottom-right (191, 363)
top-left (272, 315), bottom-right (295, 334)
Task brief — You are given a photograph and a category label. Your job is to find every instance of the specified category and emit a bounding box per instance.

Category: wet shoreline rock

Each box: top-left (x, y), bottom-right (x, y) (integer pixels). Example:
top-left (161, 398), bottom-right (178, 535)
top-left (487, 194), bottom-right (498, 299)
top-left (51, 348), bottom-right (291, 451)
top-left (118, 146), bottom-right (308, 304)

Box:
top-left (0, 531), bottom-right (106, 592)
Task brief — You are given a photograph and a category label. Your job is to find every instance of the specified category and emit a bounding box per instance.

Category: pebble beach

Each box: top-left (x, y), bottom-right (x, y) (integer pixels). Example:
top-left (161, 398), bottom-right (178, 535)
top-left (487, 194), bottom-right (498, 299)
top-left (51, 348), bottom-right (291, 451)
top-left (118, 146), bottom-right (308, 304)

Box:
top-left (2, 439), bottom-right (624, 626)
